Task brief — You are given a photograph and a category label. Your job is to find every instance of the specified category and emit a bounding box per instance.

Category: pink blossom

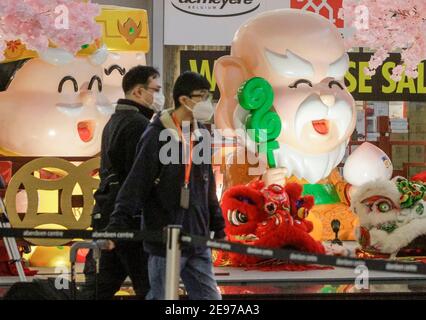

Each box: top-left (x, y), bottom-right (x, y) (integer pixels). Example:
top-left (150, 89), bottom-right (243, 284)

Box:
top-left (0, 40), bottom-right (5, 61)
top-left (390, 65), bottom-right (405, 82)
top-left (0, 0), bottom-right (101, 57)
top-left (344, 0), bottom-right (426, 79)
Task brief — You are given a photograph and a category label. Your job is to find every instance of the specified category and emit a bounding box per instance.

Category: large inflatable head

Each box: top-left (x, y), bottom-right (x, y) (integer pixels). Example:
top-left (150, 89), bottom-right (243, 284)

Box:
top-left (0, 50), bottom-right (112, 156)
top-left (214, 9), bottom-right (356, 183)
top-left (0, 6), bottom-right (149, 156)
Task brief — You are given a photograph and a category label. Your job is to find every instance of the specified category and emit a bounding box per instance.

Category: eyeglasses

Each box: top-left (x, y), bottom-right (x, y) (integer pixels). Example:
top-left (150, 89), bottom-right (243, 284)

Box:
top-left (190, 92), bottom-right (213, 101)
top-left (144, 87), bottom-right (161, 93)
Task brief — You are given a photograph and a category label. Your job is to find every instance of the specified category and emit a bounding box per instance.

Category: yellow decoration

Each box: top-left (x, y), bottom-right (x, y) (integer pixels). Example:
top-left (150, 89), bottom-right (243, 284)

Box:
top-left (1, 5), bottom-right (150, 63)
top-left (306, 211), bottom-right (323, 241)
top-left (29, 245), bottom-right (70, 268)
top-left (310, 203), bottom-right (359, 241)
top-left (1, 39), bottom-right (102, 64)
top-left (96, 6), bottom-right (149, 52)
top-left (115, 290), bottom-right (131, 296)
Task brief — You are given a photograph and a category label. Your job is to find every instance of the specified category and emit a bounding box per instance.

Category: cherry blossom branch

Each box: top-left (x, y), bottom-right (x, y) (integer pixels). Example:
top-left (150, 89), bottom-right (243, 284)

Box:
top-left (0, 0), bottom-right (101, 61)
top-left (343, 0), bottom-right (426, 81)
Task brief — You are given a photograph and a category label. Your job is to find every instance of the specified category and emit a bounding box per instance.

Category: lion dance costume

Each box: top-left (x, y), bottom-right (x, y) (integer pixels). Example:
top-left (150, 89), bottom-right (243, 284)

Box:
top-left (213, 181), bottom-right (329, 271)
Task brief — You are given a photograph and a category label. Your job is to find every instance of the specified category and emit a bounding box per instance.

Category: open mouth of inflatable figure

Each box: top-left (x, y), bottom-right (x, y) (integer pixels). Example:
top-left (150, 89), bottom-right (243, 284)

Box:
top-left (312, 119), bottom-right (329, 135)
top-left (77, 120), bottom-right (95, 143)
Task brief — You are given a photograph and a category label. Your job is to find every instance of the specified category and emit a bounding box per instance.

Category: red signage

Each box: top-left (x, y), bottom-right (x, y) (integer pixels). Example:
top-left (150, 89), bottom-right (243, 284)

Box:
top-left (290, 0), bottom-right (344, 28)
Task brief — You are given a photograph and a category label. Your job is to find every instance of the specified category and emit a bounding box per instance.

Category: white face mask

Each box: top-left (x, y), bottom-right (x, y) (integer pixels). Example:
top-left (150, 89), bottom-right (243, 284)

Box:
top-left (150, 92), bottom-right (165, 112)
top-left (185, 99), bottom-right (214, 122)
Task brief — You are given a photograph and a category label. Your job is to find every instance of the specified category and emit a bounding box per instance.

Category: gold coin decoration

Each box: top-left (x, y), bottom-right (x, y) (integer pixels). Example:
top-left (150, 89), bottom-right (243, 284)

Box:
top-left (5, 157), bottom-right (100, 246)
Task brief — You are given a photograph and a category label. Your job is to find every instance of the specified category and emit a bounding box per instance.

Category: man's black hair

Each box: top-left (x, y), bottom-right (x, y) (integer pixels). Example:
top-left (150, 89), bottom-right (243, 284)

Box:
top-left (122, 65), bottom-right (160, 95)
top-left (0, 59), bottom-right (30, 92)
top-left (173, 71), bottom-right (211, 108)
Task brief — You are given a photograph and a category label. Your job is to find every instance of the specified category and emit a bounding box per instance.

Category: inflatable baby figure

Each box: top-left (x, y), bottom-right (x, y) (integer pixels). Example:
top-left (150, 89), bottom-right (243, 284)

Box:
top-left (0, 6), bottom-right (151, 272)
top-left (0, 42), bottom-right (113, 156)
top-left (0, 6), bottom-right (150, 157)
top-left (214, 9), bottom-right (357, 240)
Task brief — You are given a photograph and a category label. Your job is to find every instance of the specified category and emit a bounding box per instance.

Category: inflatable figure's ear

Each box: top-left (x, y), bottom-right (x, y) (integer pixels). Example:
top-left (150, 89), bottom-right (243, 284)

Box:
top-left (214, 55), bottom-right (249, 132)
top-left (89, 45), bottom-right (109, 66)
top-left (0, 59), bottom-right (30, 92)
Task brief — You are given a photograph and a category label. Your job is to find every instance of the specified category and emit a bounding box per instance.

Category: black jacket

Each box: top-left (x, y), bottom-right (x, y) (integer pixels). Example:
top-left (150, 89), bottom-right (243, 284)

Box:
top-left (108, 110), bottom-right (226, 256)
top-left (92, 99), bottom-right (154, 230)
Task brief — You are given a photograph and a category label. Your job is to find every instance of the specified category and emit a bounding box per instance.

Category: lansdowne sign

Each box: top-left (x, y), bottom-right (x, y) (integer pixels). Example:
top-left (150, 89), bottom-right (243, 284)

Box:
top-left (180, 50), bottom-right (426, 102)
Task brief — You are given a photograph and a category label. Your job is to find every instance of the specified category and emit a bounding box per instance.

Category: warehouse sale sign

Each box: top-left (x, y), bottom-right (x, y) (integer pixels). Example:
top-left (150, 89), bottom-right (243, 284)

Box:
top-left (347, 53), bottom-right (426, 101)
top-left (180, 50), bottom-right (426, 102)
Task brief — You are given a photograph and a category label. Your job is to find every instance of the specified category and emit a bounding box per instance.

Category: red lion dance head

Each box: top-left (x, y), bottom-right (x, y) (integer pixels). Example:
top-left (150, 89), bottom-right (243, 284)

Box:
top-left (213, 181), bottom-right (326, 271)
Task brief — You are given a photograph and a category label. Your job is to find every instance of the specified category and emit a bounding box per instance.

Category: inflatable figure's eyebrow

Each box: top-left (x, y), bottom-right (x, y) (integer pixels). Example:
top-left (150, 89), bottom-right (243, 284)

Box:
top-left (58, 76), bottom-right (78, 93)
top-left (265, 49), bottom-right (314, 78)
top-left (327, 54), bottom-right (349, 79)
top-left (88, 75), bottom-right (103, 92)
top-left (104, 64), bottom-right (126, 76)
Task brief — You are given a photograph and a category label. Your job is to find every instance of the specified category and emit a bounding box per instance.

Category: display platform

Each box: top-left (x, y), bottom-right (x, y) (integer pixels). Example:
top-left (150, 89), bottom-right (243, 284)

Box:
top-left (215, 266), bottom-right (426, 284)
top-left (2, 241), bottom-right (426, 299)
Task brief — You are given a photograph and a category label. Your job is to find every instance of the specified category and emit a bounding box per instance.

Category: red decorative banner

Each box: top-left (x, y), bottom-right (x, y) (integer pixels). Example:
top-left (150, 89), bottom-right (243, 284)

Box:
top-left (290, 0), bottom-right (344, 28)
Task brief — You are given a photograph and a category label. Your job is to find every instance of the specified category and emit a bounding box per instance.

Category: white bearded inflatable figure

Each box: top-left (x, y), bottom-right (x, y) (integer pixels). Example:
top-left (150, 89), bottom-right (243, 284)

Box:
top-left (214, 9), bottom-right (357, 240)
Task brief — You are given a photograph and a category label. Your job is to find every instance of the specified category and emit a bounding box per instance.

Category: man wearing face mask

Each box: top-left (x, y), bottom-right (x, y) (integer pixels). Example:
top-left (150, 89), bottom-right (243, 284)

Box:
top-left (107, 72), bottom-right (225, 300)
top-left (81, 65), bottom-right (164, 300)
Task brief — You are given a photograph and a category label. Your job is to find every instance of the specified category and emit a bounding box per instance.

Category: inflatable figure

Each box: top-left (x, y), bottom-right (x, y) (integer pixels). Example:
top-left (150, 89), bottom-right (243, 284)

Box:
top-left (213, 180), bottom-right (327, 270)
top-left (0, 6), bottom-right (150, 272)
top-left (214, 9), bottom-right (357, 240)
top-left (0, 6), bottom-right (150, 157)
top-left (0, 43), bottom-right (112, 156)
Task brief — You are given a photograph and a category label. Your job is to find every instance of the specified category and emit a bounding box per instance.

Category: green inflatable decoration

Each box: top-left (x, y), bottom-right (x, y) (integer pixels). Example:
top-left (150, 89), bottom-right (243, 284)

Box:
top-left (238, 77), bottom-right (281, 168)
top-left (302, 184), bottom-right (341, 205)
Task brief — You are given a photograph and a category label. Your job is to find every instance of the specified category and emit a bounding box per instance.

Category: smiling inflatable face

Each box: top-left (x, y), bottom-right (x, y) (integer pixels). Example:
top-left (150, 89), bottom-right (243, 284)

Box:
top-left (102, 51), bottom-right (147, 104)
top-left (239, 11), bottom-right (355, 155)
top-left (0, 57), bottom-right (114, 156)
top-left (215, 10), bottom-right (356, 182)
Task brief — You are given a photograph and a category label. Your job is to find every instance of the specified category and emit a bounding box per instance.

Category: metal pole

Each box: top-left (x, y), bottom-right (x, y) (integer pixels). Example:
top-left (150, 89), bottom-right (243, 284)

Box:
top-left (70, 241), bottom-right (101, 300)
top-left (164, 225), bottom-right (181, 300)
top-left (0, 198), bottom-right (27, 282)
top-left (70, 261), bottom-right (77, 300)
top-left (152, 0), bottom-right (164, 77)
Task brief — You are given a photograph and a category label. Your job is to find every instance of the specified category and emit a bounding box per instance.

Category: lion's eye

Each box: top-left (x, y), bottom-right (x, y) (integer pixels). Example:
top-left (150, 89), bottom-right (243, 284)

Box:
top-left (362, 196), bottom-right (396, 213)
top-left (264, 202), bottom-right (277, 215)
top-left (377, 201), bottom-right (392, 213)
top-left (237, 212), bottom-right (248, 223)
top-left (228, 210), bottom-right (248, 226)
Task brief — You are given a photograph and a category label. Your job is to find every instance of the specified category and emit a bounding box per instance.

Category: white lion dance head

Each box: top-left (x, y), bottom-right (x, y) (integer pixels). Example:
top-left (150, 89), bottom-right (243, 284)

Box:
top-left (351, 177), bottom-right (426, 258)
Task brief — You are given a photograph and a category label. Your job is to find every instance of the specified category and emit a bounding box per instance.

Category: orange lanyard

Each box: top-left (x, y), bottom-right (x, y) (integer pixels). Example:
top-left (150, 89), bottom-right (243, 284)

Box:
top-left (172, 114), bottom-right (193, 187)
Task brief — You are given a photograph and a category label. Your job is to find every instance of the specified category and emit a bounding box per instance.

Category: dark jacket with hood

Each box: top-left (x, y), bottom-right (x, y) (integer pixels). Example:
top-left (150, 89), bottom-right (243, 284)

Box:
top-left (108, 109), bottom-right (226, 257)
top-left (91, 99), bottom-right (154, 231)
